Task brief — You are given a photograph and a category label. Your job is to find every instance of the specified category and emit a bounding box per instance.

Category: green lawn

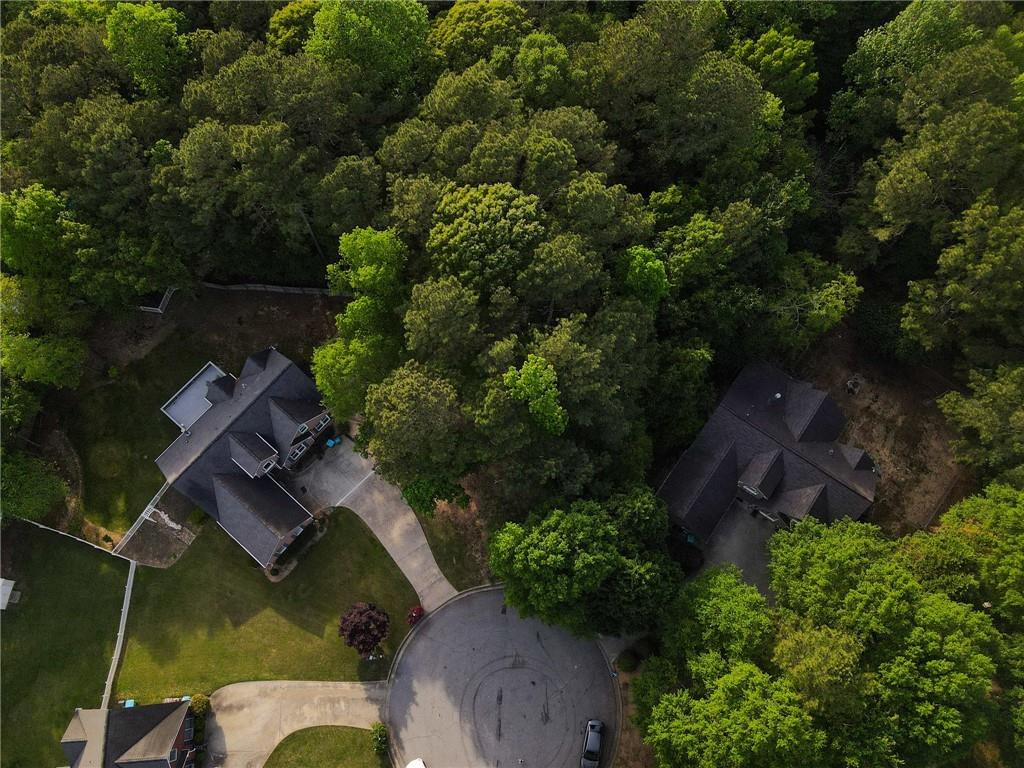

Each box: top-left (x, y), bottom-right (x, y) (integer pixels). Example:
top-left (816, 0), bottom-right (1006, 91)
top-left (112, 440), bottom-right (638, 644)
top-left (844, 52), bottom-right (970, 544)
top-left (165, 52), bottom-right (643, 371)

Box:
top-left (264, 726), bottom-right (386, 768)
top-left (66, 332), bottom-right (215, 533)
top-left (115, 509), bottom-right (418, 702)
top-left (415, 509), bottom-right (490, 592)
top-left (0, 524), bottom-right (129, 768)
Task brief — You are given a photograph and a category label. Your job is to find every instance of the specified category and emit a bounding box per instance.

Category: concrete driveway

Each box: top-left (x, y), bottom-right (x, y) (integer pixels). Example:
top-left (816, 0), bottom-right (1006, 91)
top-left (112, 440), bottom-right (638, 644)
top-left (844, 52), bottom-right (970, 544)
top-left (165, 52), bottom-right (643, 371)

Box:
top-left (286, 438), bottom-right (456, 611)
top-left (206, 680), bottom-right (386, 768)
top-left (387, 587), bottom-right (619, 768)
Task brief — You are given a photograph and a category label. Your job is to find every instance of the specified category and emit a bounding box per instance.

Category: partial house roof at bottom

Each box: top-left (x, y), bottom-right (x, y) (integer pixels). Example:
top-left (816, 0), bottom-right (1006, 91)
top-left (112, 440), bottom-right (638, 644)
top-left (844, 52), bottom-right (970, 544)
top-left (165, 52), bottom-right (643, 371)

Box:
top-left (61, 702), bottom-right (189, 768)
top-left (106, 702), bottom-right (189, 767)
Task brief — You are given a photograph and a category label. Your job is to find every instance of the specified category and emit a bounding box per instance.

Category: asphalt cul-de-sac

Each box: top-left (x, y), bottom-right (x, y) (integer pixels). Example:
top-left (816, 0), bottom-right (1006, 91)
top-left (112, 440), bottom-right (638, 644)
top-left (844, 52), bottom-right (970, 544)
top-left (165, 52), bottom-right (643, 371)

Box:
top-left (387, 587), bottom-right (619, 768)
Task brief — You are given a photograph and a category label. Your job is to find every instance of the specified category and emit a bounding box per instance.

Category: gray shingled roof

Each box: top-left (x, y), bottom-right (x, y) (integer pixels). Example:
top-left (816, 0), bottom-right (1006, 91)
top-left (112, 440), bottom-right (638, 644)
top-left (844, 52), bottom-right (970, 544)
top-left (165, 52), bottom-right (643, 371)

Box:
top-left (106, 702), bottom-right (188, 767)
top-left (213, 474), bottom-right (310, 565)
top-left (229, 432), bottom-right (277, 477)
top-left (154, 348), bottom-right (320, 565)
top-left (659, 362), bottom-right (877, 544)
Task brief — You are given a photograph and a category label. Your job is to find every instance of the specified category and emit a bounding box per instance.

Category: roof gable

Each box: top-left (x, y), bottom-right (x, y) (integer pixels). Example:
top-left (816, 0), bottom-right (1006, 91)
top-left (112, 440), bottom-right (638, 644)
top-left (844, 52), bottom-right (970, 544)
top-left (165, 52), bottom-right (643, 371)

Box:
top-left (229, 432), bottom-right (277, 477)
top-left (212, 474), bottom-right (311, 565)
top-left (110, 702), bottom-right (189, 765)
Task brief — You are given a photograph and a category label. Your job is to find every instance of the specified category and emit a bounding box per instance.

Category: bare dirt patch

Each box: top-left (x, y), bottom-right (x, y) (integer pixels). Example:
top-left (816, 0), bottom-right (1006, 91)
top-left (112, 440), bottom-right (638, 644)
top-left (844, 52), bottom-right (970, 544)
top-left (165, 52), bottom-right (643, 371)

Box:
top-left (795, 323), bottom-right (975, 535)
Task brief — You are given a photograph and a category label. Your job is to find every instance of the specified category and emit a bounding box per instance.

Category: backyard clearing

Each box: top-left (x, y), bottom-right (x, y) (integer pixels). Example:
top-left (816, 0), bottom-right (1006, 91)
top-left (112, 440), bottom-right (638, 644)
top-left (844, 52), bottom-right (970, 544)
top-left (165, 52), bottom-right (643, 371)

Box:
top-left (63, 287), bottom-right (345, 537)
top-left (264, 726), bottom-right (385, 768)
top-left (797, 323), bottom-right (974, 534)
top-left (115, 509), bottom-right (417, 703)
top-left (0, 523), bottom-right (129, 768)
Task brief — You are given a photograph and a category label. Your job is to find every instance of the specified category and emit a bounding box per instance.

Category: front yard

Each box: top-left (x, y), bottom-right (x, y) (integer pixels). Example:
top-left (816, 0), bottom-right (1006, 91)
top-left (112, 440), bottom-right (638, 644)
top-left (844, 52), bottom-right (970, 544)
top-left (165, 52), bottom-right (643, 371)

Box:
top-left (0, 524), bottom-right (129, 768)
top-left (264, 726), bottom-right (386, 768)
top-left (115, 509), bottom-right (417, 703)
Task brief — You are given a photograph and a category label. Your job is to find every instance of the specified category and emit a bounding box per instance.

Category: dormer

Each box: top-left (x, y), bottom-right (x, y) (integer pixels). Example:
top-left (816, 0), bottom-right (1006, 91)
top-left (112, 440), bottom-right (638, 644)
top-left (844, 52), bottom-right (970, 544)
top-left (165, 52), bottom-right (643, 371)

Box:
top-left (737, 449), bottom-right (784, 500)
top-left (229, 433), bottom-right (279, 478)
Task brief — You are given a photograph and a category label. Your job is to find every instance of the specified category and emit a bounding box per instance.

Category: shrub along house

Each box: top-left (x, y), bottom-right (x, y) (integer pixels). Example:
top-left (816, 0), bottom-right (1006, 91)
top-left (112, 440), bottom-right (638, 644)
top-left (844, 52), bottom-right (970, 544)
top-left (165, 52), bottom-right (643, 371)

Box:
top-left (659, 362), bottom-right (878, 587)
top-left (61, 701), bottom-right (196, 768)
top-left (155, 348), bottom-right (332, 571)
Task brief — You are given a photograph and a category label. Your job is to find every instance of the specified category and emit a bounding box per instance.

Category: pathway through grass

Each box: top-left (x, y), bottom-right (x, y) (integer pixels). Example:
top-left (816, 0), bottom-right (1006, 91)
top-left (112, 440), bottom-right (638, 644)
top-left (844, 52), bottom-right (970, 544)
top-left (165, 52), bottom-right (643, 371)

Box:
top-left (115, 509), bottom-right (418, 702)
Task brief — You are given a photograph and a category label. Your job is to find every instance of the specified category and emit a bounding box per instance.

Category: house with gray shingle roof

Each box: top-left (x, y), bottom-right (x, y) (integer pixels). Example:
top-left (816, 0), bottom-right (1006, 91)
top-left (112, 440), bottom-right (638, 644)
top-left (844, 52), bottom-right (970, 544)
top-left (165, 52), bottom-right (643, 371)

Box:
top-left (658, 362), bottom-right (878, 586)
top-left (62, 701), bottom-right (196, 768)
top-left (155, 348), bottom-right (332, 569)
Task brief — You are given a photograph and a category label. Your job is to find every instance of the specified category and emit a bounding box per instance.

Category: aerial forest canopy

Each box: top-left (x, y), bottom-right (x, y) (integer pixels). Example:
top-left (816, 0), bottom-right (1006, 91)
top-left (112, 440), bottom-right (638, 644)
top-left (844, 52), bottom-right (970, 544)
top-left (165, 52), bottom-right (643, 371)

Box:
top-left (1, 1), bottom-right (1023, 764)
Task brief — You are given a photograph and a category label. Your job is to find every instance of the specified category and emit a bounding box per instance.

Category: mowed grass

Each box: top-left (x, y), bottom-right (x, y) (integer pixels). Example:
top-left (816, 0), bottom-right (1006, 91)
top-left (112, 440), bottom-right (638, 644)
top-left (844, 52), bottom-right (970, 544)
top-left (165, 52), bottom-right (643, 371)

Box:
top-left (264, 726), bottom-right (386, 768)
top-left (115, 509), bottom-right (418, 702)
top-left (415, 509), bottom-right (490, 592)
top-left (0, 524), bottom-right (129, 768)
top-left (66, 332), bottom-right (212, 533)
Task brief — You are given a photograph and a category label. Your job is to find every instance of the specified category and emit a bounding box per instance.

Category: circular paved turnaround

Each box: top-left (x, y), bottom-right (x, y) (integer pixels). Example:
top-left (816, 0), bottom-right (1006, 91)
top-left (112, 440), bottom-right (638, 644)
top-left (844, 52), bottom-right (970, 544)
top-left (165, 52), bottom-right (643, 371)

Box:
top-left (387, 587), bottom-right (618, 768)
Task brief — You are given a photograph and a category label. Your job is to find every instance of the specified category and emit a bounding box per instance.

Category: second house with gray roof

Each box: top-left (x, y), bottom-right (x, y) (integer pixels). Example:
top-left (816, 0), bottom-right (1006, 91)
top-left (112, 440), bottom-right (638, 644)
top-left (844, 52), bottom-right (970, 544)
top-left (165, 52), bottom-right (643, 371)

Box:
top-left (155, 348), bottom-right (332, 570)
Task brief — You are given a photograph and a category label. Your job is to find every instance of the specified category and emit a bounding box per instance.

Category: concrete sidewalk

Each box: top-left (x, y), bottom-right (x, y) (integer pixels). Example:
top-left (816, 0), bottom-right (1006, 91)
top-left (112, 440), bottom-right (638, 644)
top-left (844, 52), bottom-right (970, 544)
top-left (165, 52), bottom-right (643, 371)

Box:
top-left (206, 680), bottom-right (386, 768)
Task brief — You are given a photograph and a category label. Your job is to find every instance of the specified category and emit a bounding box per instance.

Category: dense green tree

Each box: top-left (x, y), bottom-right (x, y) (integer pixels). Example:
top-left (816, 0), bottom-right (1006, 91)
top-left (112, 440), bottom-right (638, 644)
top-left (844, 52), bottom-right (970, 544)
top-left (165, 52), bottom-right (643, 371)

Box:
top-left (361, 362), bottom-right (469, 487)
top-left (1, 5), bottom-right (127, 138)
top-left (913, 484), bottom-right (1024, 631)
top-left (404, 277), bottom-right (483, 372)
top-left (0, 333), bottom-right (89, 390)
top-left (267, 0), bottom-right (318, 53)
top-left (772, 618), bottom-right (864, 717)
top-left (646, 662), bottom-right (825, 768)
top-left (902, 198), bottom-right (1024, 366)
top-left (429, 0), bottom-right (532, 72)
top-left (663, 567), bottom-right (773, 674)
top-left (828, 1), bottom-right (1012, 150)
top-left (938, 365), bottom-right (1024, 482)
top-left (514, 32), bottom-right (572, 108)
top-left (313, 228), bottom-right (407, 419)
top-left (490, 488), bottom-right (679, 636)
top-left (490, 503), bottom-right (620, 634)
top-left (426, 183), bottom-right (544, 293)
top-left (104, 2), bottom-right (189, 97)
top-left (503, 354), bottom-right (568, 435)
top-left (734, 28), bottom-right (819, 113)
top-left (306, 0), bottom-right (429, 92)
top-left (0, 452), bottom-right (69, 523)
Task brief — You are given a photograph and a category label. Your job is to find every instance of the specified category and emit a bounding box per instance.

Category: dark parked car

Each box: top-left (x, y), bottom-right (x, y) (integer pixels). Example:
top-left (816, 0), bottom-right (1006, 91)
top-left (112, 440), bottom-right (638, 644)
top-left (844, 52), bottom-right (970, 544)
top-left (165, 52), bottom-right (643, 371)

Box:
top-left (580, 719), bottom-right (604, 768)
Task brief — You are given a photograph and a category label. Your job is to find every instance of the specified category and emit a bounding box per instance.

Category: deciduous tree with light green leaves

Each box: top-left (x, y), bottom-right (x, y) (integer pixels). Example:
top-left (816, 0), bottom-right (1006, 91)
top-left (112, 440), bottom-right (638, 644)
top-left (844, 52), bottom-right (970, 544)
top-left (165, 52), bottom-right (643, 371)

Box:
top-left (503, 354), bottom-right (568, 435)
top-left (938, 365), bottom-right (1024, 483)
top-left (105, 2), bottom-right (189, 97)
top-left (306, 0), bottom-right (429, 92)
top-left (489, 487), bottom-right (680, 636)
top-left (646, 662), bottom-right (825, 768)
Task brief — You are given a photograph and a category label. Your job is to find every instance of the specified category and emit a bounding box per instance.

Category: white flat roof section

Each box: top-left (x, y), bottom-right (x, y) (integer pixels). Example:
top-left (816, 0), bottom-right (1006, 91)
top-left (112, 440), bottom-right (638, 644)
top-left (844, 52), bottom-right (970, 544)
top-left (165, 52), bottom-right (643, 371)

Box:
top-left (1, 579), bottom-right (14, 610)
top-left (161, 361), bottom-right (227, 431)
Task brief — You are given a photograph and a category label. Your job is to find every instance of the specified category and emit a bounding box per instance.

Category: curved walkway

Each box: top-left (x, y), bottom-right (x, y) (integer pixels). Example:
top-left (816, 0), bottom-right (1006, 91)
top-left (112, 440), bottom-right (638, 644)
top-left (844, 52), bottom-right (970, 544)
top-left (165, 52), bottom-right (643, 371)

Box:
top-left (287, 440), bottom-right (457, 611)
top-left (206, 680), bottom-right (386, 768)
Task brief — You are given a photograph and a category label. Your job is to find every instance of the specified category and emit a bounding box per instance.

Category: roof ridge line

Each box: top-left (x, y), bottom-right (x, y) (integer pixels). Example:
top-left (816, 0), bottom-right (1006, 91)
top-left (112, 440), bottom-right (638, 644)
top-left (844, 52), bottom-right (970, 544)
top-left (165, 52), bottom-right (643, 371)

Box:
top-left (160, 362), bottom-right (294, 484)
top-left (213, 474), bottom-right (292, 540)
top-left (721, 400), bottom-right (872, 502)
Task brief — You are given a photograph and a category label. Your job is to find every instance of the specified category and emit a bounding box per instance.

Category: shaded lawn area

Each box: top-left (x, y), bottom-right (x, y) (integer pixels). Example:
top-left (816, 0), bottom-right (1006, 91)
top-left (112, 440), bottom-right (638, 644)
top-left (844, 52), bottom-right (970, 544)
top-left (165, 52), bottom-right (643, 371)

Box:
top-left (66, 332), bottom-right (208, 533)
top-left (66, 289), bottom-right (343, 534)
top-left (264, 726), bottom-right (386, 768)
top-left (0, 524), bottom-right (128, 768)
top-left (115, 509), bottom-right (418, 703)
